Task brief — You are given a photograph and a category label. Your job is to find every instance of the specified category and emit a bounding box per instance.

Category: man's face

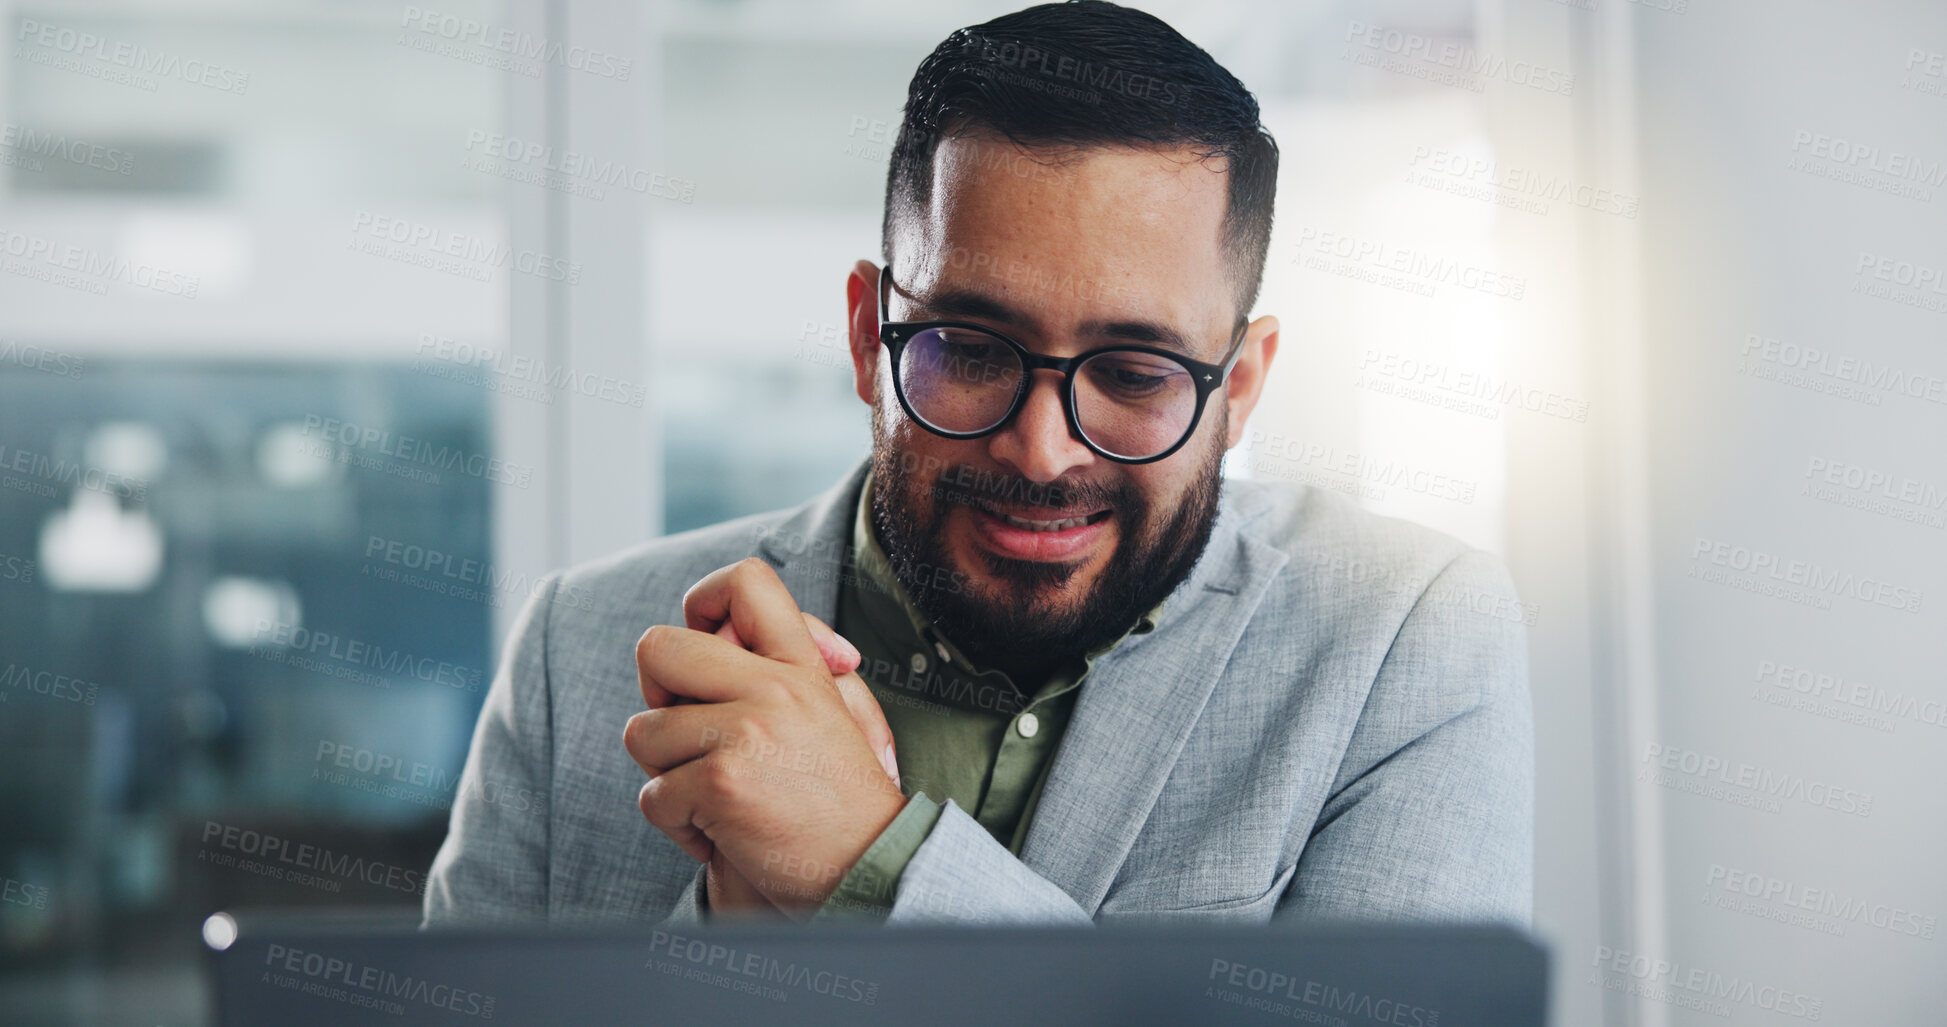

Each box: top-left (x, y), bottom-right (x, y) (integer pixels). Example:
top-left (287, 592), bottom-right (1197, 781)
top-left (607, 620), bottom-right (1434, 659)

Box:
top-left (849, 134), bottom-right (1274, 668)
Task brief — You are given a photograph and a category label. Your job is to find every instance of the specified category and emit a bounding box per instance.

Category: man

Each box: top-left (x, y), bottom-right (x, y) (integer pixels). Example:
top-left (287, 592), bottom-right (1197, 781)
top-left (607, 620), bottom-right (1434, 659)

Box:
top-left (424, 0), bottom-right (1531, 929)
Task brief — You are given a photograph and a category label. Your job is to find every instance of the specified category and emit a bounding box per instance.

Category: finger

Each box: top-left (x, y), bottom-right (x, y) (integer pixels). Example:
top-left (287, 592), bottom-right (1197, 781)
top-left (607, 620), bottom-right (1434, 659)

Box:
top-left (729, 613), bottom-right (857, 679)
top-left (682, 558), bottom-right (822, 669)
top-left (800, 613), bottom-right (861, 676)
top-left (634, 624), bottom-right (680, 709)
top-left (638, 613), bottom-right (821, 711)
top-left (623, 703), bottom-right (744, 777)
top-left (639, 776), bottom-right (714, 863)
top-left (636, 623), bottom-right (782, 706)
top-left (636, 622), bottom-right (681, 710)
top-left (828, 670), bottom-right (899, 785)
top-left (638, 753), bottom-right (737, 866)
top-left (691, 621), bottom-right (746, 708)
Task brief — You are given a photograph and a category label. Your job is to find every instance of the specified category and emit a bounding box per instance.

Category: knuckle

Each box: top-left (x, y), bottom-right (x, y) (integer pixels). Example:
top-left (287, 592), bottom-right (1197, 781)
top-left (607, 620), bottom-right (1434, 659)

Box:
top-left (623, 709), bottom-right (659, 753)
top-left (723, 715), bottom-right (765, 750)
top-left (637, 623), bottom-right (686, 665)
top-left (698, 751), bottom-right (743, 802)
top-left (731, 556), bottom-right (777, 586)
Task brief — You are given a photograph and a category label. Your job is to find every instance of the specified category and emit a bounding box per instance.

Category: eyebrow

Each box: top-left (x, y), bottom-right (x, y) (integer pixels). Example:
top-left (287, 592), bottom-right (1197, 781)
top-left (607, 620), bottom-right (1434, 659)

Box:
top-left (917, 285), bottom-right (1200, 358)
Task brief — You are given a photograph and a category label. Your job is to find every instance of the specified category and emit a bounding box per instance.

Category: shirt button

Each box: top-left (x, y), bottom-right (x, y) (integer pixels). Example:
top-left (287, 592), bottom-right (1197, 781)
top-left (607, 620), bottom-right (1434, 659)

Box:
top-left (1016, 712), bottom-right (1040, 738)
top-left (909, 652), bottom-right (928, 674)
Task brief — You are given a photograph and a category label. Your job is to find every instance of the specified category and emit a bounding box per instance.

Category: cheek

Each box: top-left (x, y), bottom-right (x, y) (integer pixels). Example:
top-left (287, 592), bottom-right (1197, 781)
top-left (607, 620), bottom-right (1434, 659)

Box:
top-left (1123, 466), bottom-right (1177, 505)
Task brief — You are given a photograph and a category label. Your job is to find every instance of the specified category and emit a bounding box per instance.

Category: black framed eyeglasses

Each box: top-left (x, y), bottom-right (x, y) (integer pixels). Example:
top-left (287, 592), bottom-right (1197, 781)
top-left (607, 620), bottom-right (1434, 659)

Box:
top-left (876, 261), bottom-right (1249, 464)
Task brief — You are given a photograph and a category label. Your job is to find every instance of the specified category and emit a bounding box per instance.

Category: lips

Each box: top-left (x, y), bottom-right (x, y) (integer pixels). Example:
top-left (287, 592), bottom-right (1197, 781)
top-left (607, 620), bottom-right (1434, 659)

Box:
top-left (971, 498), bottom-right (1112, 531)
top-left (965, 499), bottom-right (1114, 561)
top-left (997, 509), bottom-right (1111, 532)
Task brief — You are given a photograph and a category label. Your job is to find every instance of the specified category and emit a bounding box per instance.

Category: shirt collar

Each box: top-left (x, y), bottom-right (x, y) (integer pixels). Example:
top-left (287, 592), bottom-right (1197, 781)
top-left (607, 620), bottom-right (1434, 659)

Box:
top-left (848, 465), bottom-right (1164, 691)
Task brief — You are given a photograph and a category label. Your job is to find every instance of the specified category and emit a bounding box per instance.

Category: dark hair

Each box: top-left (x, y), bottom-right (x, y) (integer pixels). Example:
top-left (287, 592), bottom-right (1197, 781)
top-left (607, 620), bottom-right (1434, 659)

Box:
top-left (883, 0), bottom-right (1279, 318)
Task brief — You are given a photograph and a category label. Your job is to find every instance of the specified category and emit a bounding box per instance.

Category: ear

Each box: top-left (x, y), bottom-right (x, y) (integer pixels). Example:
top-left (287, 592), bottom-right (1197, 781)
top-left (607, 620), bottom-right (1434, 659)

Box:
top-left (1222, 315), bottom-right (1280, 448)
top-left (845, 259), bottom-right (883, 408)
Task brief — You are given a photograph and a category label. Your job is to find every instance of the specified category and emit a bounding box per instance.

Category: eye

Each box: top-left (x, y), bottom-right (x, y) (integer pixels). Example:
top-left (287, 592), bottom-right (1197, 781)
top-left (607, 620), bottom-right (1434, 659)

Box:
top-left (1086, 355), bottom-right (1182, 397)
top-left (1109, 367), bottom-right (1166, 389)
top-left (946, 341), bottom-right (993, 360)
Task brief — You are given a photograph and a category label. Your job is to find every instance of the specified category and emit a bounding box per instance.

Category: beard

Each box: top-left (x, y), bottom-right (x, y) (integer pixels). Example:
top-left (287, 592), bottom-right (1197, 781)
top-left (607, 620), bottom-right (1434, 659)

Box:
top-left (868, 401), bottom-right (1227, 673)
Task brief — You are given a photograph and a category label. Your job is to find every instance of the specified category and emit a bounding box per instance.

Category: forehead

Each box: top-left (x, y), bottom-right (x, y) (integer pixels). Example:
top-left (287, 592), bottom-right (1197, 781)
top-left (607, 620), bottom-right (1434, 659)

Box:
top-left (910, 133), bottom-right (1233, 330)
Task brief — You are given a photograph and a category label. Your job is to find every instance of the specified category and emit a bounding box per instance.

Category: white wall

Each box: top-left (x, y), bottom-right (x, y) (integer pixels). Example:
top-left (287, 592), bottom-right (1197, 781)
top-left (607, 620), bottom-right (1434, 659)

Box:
top-left (1613, 2), bottom-right (1947, 1024)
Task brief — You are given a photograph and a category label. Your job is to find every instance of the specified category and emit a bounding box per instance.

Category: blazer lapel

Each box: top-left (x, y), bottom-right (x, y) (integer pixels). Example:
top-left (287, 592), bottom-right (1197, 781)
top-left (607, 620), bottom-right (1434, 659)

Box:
top-left (1020, 484), bottom-right (1289, 912)
top-left (753, 457), bottom-right (870, 626)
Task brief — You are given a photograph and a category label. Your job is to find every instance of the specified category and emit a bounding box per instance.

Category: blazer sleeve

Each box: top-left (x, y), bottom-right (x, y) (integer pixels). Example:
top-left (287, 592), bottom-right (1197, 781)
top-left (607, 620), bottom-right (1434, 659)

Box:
top-left (422, 575), bottom-right (560, 926)
top-left (660, 864), bottom-right (709, 926)
top-left (880, 800), bottom-right (1095, 926)
top-left (1282, 549), bottom-right (1535, 925)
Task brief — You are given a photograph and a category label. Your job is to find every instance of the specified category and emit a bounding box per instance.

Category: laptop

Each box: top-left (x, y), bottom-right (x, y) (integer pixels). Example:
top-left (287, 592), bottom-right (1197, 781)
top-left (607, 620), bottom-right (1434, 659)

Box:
top-left (204, 911), bottom-right (1549, 1026)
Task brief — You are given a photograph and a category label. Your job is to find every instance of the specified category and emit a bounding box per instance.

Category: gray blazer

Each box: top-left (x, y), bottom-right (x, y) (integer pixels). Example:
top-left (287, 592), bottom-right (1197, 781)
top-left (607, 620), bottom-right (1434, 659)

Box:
top-left (423, 458), bottom-right (1532, 928)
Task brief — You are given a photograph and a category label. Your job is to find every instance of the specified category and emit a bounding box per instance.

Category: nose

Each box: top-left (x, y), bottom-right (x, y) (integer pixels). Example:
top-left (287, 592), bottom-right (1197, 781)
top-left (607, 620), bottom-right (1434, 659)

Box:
top-left (985, 369), bottom-right (1095, 483)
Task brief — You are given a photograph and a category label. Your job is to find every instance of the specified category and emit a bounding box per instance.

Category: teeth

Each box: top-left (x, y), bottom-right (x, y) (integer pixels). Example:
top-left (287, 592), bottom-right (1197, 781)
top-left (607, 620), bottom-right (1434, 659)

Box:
top-left (1002, 512), bottom-right (1092, 532)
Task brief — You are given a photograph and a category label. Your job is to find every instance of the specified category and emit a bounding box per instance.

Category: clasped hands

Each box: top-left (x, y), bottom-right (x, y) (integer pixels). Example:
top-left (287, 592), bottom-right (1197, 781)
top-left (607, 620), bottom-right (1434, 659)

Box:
top-left (624, 558), bottom-right (906, 919)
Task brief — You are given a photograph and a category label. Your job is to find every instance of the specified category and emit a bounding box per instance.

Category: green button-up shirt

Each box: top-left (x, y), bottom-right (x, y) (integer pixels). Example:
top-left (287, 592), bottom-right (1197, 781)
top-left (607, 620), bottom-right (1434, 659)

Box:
top-left (812, 468), bottom-right (1163, 920)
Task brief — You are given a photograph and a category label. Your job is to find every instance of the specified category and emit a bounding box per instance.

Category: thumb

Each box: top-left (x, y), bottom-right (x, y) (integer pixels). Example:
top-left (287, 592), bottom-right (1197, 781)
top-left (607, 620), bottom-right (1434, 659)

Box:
top-left (799, 612), bottom-right (862, 676)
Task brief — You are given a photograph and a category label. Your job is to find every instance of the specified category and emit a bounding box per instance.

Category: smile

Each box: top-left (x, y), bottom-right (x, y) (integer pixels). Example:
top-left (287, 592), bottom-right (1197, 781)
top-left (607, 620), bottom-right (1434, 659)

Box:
top-left (999, 509), bottom-right (1113, 532)
top-left (965, 500), bottom-right (1115, 561)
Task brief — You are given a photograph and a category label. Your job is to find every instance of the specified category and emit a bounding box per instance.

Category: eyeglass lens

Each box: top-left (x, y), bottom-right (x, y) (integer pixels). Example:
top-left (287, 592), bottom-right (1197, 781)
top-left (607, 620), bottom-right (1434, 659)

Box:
top-left (897, 327), bottom-right (1200, 460)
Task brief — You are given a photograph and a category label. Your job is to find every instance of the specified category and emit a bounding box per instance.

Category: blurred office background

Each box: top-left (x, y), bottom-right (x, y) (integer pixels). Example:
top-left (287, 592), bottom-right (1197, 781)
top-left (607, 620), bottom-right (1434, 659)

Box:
top-left (0, 1), bottom-right (1941, 1024)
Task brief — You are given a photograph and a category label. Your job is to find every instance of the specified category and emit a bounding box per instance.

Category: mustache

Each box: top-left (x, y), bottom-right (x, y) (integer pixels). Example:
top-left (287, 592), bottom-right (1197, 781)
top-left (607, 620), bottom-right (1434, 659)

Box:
top-left (926, 463), bottom-right (1133, 514)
